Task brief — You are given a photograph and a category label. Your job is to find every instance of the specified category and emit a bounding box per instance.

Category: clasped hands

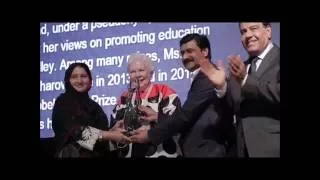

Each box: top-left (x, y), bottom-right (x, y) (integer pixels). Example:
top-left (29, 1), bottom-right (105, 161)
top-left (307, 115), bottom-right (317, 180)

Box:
top-left (110, 105), bottom-right (157, 144)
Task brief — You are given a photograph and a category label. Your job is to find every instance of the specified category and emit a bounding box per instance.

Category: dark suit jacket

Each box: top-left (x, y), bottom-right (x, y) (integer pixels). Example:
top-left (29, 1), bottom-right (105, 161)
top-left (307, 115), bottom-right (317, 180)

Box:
top-left (148, 71), bottom-right (235, 157)
top-left (227, 44), bottom-right (280, 157)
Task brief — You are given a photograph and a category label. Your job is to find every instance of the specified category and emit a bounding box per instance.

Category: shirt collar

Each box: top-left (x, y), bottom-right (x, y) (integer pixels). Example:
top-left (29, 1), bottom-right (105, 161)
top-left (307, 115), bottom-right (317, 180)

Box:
top-left (257, 42), bottom-right (274, 60)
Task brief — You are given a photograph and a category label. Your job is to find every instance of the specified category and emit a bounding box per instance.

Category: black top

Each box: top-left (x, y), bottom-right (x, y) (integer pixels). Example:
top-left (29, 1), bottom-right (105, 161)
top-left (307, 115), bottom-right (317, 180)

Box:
top-left (148, 72), bottom-right (236, 157)
top-left (52, 63), bottom-right (111, 157)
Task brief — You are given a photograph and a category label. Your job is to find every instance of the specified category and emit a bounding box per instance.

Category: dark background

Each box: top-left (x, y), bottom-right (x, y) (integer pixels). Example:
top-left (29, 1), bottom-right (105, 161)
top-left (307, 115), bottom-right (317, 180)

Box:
top-left (40, 138), bottom-right (56, 157)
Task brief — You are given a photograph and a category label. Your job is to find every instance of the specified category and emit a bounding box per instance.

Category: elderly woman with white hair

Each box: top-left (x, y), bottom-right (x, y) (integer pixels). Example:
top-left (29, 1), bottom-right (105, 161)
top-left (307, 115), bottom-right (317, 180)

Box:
top-left (110, 53), bottom-right (182, 158)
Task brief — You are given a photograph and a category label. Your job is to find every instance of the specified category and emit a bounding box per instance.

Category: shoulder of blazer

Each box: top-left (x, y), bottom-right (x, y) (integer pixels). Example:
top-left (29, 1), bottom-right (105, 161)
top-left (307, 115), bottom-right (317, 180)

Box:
top-left (263, 43), bottom-right (280, 65)
top-left (243, 43), bottom-right (280, 66)
top-left (192, 71), bottom-right (210, 87)
top-left (190, 71), bottom-right (203, 87)
top-left (271, 43), bottom-right (280, 60)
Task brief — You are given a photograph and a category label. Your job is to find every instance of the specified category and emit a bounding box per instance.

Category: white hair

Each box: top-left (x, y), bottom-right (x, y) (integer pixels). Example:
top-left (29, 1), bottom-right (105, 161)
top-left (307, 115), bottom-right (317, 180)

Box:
top-left (127, 53), bottom-right (154, 74)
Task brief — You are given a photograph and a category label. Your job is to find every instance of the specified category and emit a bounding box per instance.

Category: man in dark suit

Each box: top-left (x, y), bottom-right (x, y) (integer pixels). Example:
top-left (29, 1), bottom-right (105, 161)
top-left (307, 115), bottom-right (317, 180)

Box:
top-left (130, 33), bottom-right (235, 157)
top-left (226, 22), bottom-right (280, 157)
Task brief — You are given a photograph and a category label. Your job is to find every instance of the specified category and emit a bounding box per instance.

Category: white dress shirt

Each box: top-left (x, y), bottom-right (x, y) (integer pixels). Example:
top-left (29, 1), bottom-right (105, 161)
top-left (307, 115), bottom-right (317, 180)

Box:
top-left (241, 42), bottom-right (274, 86)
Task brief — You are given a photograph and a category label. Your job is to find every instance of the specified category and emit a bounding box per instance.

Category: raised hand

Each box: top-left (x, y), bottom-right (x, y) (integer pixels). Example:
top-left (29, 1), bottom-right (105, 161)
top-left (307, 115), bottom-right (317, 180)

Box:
top-left (228, 55), bottom-right (246, 82)
top-left (199, 59), bottom-right (226, 89)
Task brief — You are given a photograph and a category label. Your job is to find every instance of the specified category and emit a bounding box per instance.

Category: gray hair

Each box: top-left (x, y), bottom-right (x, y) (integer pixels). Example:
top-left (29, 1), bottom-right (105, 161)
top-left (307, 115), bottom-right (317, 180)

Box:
top-left (127, 53), bottom-right (154, 75)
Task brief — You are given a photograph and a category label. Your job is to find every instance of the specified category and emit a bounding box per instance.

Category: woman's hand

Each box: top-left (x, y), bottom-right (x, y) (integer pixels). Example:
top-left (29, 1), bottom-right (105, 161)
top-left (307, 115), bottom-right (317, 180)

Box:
top-left (111, 120), bottom-right (125, 131)
top-left (103, 130), bottom-right (131, 144)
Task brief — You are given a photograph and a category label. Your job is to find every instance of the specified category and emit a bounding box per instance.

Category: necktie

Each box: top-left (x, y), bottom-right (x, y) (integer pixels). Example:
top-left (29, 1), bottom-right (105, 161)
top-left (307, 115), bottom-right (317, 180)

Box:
top-left (248, 56), bottom-right (259, 75)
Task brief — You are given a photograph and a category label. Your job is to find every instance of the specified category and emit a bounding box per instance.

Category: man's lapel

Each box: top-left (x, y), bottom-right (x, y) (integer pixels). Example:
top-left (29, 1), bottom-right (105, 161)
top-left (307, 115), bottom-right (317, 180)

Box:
top-left (255, 45), bottom-right (280, 78)
top-left (190, 71), bottom-right (201, 92)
